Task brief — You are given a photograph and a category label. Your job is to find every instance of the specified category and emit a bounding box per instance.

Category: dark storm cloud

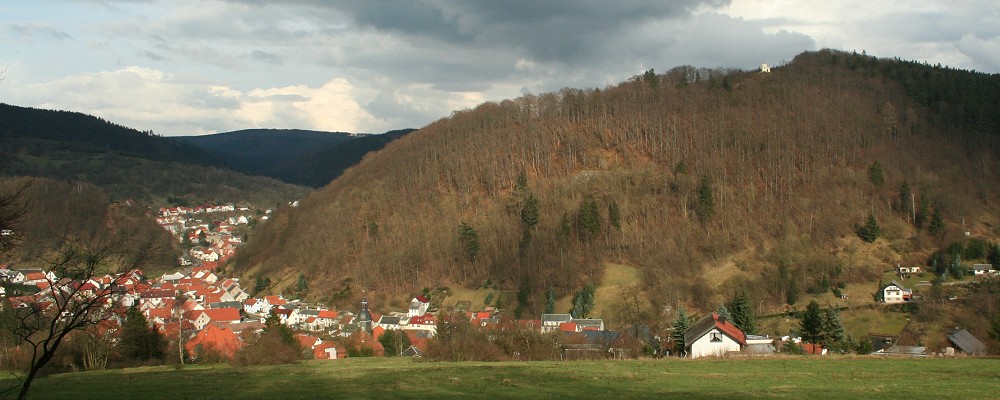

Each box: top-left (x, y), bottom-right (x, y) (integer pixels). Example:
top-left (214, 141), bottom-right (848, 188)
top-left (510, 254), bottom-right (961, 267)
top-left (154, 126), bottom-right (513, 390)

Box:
top-left (337, 1), bottom-right (728, 62)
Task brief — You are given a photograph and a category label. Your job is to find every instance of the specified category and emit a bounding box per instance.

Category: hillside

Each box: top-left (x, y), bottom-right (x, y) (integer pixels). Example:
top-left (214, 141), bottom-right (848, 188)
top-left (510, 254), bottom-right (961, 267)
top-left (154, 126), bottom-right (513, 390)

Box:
top-left (272, 128), bottom-right (416, 187)
top-left (0, 176), bottom-right (180, 273)
top-left (231, 50), bottom-right (1000, 321)
top-left (175, 128), bottom-right (416, 187)
top-left (0, 104), bottom-right (310, 206)
top-left (172, 129), bottom-right (354, 179)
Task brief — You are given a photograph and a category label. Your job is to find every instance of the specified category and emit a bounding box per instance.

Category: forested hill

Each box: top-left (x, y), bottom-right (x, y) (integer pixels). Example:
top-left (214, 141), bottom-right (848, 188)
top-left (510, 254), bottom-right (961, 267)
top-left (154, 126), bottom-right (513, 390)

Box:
top-left (174, 128), bottom-right (416, 188)
top-left (0, 104), bottom-right (310, 206)
top-left (172, 129), bottom-right (354, 178)
top-left (0, 103), bottom-right (216, 165)
top-left (231, 50), bottom-right (1000, 315)
top-left (272, 128), bottom-right (416, 187)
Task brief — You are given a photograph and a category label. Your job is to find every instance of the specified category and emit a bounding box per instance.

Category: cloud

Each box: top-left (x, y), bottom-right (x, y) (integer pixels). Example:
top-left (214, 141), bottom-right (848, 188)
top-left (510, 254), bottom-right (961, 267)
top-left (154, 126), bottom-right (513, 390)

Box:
top-left (8, 66), bottom-right (384, 135)
top-left (8, 24), bottom-right (73, 41)
top-left (957, 34), bottom-right (1000, 72)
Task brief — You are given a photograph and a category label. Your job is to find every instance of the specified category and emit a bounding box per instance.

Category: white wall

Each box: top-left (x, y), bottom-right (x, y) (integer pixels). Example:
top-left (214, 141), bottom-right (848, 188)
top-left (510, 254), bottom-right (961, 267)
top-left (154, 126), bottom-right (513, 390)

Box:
top-left (689, 328), bottom-right (741, 359)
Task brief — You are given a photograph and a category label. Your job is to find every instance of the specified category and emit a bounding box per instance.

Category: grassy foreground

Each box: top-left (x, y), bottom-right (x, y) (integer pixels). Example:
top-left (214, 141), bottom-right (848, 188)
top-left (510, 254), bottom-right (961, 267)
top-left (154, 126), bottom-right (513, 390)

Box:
top-left (5, 357), bottom-right (999, 399)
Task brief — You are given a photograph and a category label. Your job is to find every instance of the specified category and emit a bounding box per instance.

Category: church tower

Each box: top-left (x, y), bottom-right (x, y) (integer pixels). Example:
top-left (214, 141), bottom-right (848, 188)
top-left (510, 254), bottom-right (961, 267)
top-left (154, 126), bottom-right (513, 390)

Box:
top-left (358, 297), bottom-right (373, 333)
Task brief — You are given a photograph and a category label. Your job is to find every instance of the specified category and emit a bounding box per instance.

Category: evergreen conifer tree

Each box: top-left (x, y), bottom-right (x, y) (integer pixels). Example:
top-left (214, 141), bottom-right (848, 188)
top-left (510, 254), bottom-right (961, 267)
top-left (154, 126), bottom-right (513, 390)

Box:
top-left (799, 300), bottom-right (825, 344)
top-left (727, 291), bottom-right (758, 334)
top-left (672, 307), bottom-right (690, 356)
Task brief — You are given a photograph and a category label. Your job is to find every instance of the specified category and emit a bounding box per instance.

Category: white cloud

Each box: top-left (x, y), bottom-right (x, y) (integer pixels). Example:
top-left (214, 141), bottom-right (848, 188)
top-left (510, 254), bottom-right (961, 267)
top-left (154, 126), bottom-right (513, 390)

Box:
top-left (957, 33), bottom-right (1000, 72)
top-left (8, 66), bottom-right (383, 135)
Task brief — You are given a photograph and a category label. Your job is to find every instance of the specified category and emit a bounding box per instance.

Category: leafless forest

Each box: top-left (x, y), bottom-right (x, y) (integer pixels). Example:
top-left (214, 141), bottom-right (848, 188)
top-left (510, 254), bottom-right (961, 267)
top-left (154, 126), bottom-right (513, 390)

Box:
top-left (232, 50), bottom-right (1000, 316)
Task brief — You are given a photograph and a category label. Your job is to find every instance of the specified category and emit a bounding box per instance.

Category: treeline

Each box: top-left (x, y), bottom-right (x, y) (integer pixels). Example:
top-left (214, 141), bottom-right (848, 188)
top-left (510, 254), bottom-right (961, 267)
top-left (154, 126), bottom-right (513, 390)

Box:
top-left (0, 177), bottom-right (178, 272)
top-left (0, 103), bottom-right (215, 166)
top-left (233, 49), bottom-right (1000, 317)
top-left (0, 103), bottom-right (311, 206)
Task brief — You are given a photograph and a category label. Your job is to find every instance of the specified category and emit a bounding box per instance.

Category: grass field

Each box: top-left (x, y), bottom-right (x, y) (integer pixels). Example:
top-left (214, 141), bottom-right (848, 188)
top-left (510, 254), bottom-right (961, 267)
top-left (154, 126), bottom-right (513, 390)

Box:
top-left (5, 357), bottom-right (998, 399)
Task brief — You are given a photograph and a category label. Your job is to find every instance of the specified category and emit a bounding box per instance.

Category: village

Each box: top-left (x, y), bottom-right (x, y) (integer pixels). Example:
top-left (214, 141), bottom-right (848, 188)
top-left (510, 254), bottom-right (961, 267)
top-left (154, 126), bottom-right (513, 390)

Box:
top-left (1, 202), bottom-right (997, 368)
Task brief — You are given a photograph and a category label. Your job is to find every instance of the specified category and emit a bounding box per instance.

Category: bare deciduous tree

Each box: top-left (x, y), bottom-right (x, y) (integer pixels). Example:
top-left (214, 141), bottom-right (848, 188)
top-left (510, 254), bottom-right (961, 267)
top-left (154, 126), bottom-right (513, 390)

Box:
top-left (2, 237), bottom-right (156, 400)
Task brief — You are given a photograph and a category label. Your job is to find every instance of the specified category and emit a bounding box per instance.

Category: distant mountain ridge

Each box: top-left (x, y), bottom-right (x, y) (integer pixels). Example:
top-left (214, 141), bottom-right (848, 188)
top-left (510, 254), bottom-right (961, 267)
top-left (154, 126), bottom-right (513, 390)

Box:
top-left (175, 128), bottom-right (416, 187)
top-left (0, 104), bottom-right (309, 206)
top-left (171, 129), bottom-right (354, 177)
top-left (0, 103), bottom-right (217, 166)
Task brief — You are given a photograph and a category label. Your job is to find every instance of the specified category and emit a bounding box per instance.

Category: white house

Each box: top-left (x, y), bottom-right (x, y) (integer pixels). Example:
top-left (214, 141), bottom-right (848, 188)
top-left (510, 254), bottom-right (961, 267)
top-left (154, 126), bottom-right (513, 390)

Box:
top-left (876, 281), bottom-right (912, 303)
top-left (898, 265), bottom-right (921, 274)
top-left (971, 264), bottom-right (996, 276)
top-left (408, 296), bottom-right (430, 317)
top-left (683, 313), bottom-right (747, 359)
top-left (541, 314), bottom-right (573, 333)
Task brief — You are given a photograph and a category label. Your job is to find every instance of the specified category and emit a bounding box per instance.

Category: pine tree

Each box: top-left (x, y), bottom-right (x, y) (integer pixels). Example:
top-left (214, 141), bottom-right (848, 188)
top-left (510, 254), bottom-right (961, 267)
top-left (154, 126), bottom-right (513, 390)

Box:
top-left (520, 193), bottom-right (539, 228)
top-left (929, 207), bottom-right (944, 235)
top-left (868, 161), bottom-right (885, 187)
top-left (716, 304), bottom-right (732, 321)
top-left (545, 287), bottom-right (556, 314)
top-left (822, 307), bottom-right (845, 349)
top-left (672, 307), bottom-right (690, 356)
top-left (458, 222), bottom-right (480, 262)
top-left (898, 181), bottom-right (912, 218)
top-left (608, 201), bottom-right (621, 230)
top-left (576, 198), bottom-right (601, 239)
top-left (950, 254), bottom-right (965, 279)
top-left (858, 214), bottom-right (881, 243)
top-left (727, 291), bottom-right (758, 335)
top-left (988, 242), bottom-right (1000, 267)
top-left (800, 300), bottom-right (825, 344)
top-left (914, 194), bottom-right (929, 228)
top-left (117, 307), bottom-right (164, 361)
top-left (695, 176), bottom-right (714, 223)
top-left (296, 273), bottom-right (308, 295)
top-left (582, 282), bottom-right (596, 316)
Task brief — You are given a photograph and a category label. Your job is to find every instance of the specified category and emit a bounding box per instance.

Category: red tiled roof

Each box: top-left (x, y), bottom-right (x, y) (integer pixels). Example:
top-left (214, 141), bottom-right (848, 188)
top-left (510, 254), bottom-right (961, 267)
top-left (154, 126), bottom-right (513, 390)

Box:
top-left (712, 314), bottom-right (747, 346)
top-left (202, 308), bottom-right (241, 323)
top-left (186, 324), bottom-right (241, 359)
top-left (295, 334), bottom-right (320, 349)
top-left (415, 295), bottom-right (429, 303)
top-left (318, 310), bottom-right (339, 319)
top-left (559, 322), bottom-right (578, 332)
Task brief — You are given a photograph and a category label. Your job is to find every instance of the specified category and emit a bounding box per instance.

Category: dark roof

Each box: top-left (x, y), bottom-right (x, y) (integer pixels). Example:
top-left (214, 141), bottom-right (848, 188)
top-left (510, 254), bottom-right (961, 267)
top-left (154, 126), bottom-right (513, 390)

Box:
top-left (948, 329), bottom-right (987, 355)
top-left (684, 313), bottom-right (747, 346)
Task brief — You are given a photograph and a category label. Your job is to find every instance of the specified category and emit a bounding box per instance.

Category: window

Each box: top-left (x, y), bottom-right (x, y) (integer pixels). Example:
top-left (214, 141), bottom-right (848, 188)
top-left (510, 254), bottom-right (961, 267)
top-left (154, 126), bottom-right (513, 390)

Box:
top-left (710, 332), bottom-right (722, 342)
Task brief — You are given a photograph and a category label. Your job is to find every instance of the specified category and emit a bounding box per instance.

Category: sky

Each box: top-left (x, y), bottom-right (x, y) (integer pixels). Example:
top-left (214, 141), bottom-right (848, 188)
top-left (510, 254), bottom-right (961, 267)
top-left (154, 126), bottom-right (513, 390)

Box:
top-left (1, 0), bottom-right (998, 136)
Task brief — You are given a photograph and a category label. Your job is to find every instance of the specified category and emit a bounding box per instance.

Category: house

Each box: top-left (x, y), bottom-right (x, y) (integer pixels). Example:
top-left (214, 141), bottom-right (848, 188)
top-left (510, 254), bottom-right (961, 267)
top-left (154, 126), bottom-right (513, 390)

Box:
top-left (898, 265), bottom-right (921, 274)
top-left (562, 330), bottom-right (623, 360)
top-left (541, 314), bottom-right (573, 333)
top-left (572, 318), bottom-right (605, 331)
top-left (683, 313), bottom-right (747, 359)
top-left (405, 314), bottom-right (437, 336)
top-left (760, 64), bottom-right (771, 73)
top-left (947, 329), bottom-right (987, 356)
top-left (185, 308), bottom-right (241, 330)
top-left (876, 281), bottom-right (912, 303)
top-left (185, 324), bottom-right (242, 360)
top-left (745, 334), bottom-right (776, 355)
top-left (408, 295), bottom-right (430, 317)
top-left (971, 264), bottom-right (996, 276)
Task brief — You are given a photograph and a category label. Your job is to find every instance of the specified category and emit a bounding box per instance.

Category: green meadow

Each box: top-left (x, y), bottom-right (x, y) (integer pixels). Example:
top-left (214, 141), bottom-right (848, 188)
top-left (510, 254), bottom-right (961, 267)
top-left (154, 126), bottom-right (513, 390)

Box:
top-left (5, 357), bottom-right (998, 399)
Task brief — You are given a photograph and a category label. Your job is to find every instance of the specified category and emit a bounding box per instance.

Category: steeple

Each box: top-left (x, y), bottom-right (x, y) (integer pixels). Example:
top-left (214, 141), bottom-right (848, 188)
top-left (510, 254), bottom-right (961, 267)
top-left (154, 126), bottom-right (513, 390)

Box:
top-left (358, 296), bottom-right (373, 333)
